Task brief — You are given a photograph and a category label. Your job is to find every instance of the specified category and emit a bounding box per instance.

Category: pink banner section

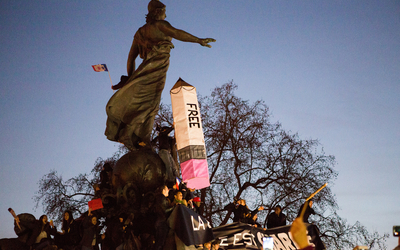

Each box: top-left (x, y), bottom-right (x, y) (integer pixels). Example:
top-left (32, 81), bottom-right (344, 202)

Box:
top-left (181, 159), bottom-right (210, 189)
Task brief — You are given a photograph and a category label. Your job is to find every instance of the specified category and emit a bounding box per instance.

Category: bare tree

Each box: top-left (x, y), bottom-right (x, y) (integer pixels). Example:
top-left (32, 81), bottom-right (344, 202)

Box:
top-left (156, 81), bottom-right (388, 249)
top-left (33, 146), bottom-right (127, 224)
top-left (34, 81), bottom-right (388, 249)
top-left (318, 212), bottom-right (389, 249)
top-left (184, 82), bottom-right (337, 226)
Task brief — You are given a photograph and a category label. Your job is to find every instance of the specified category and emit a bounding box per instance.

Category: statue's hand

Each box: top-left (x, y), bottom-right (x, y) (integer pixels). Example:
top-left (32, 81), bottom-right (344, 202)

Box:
top-left (199, 38), bottom-right (216, 48)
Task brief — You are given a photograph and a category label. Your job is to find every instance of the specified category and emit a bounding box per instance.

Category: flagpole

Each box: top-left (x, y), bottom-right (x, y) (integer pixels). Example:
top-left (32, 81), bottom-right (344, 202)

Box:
top-left (107, 71), bottom-right (113, 89)
top-left (306, 183), bottom-right (327, 201)
top-left (299, 183), bottom-right (327, 220)
top-left (91, 64), bottom-right (114, 92)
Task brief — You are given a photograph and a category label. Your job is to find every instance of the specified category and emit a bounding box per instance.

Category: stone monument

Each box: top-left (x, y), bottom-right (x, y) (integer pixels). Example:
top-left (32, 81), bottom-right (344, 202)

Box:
top-left (101, 0), bottom-right (216, 249)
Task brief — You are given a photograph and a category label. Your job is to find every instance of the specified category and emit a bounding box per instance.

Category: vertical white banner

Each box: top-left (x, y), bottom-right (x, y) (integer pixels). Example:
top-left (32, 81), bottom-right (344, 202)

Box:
top-left (170, 79), bottom-right (205, 150)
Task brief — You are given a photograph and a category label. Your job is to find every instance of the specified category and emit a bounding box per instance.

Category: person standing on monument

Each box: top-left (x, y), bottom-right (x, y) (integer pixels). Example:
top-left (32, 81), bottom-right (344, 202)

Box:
top-left (55, 210), bottom-right (80, 249)
top-left (297, 199), bottom-right (317, 223)
top-left (192, 196), bottom-right (203, 215)
top-left (105, 0), bottom-right (216, 150)
top-left (171, 191), bottom-right (187, 207)
top-left (266, 205), bottom-right (287, 229)
top-left (152, 125), bottom-right (179, 184)
top-left (154, 185), bottom-right (174, 250)
top-left (80, 209), bottom-right (102, 250)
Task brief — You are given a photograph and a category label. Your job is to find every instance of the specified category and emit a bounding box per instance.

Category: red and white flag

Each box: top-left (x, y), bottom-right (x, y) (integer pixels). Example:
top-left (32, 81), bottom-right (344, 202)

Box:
top-left (92, 64), bottom-right (108, 72)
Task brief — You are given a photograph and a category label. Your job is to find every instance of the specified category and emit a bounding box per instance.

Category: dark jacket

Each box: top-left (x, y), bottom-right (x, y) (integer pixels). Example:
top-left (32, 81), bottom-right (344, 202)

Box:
top-left (267, 212), bottom-right (287, 228)
top-left (232, 204), bottom-right (250, 223)
top-left (55, 219), bottom-right (81, 247)
top-left (80, 215), bottom-right (101, 249)
top-left (297, 203), bottom-right (316, 223)
top-left (192, 203), bottom-right (202, 216)
top-left (234, 205), bottom-right (262, 224)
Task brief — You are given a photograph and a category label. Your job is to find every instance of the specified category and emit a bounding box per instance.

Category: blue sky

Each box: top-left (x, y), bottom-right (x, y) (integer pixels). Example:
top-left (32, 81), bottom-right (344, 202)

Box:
top-left (1, 0), bottom-right (399, 248)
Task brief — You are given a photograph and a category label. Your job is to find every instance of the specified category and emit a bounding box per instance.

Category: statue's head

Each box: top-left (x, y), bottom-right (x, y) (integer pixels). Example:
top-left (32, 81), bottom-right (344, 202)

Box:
top-left (148, 0), bottom-right (165, 13)
top-left (146, 0), bottom-right (166, 22)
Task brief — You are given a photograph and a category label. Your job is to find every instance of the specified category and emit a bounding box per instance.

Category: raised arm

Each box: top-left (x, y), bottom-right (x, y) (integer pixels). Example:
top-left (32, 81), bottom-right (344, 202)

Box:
top-left (157, 21), bottom-right (215, 48)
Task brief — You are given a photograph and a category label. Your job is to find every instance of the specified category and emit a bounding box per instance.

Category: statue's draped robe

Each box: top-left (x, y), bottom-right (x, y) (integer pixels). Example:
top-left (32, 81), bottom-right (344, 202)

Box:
top-left (105, 26), bottom-right (174, 149)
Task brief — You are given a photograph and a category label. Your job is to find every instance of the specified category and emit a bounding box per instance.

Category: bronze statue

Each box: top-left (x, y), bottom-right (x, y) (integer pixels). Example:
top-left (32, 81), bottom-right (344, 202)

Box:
top-left (105, 0), bottom-right (215, 150)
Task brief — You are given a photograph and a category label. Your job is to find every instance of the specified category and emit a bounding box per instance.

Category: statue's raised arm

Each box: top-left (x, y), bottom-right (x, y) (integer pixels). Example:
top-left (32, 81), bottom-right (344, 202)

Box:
top-left (156, 20), bottom-right (216, 48)
top-left (105, 0), bottom-right (215, 151)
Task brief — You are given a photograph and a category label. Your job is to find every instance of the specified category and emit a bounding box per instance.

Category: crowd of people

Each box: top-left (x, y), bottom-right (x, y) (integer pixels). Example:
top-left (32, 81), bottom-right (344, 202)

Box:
top-left (13, 208), bottom-right (104, 250)
top-left (12, 177), bottom-right (317, 250)
top-left (141, 181), bottom-right (318, 250)
top-left (223, 197), bottom-right (316, 231)
top-left (11, 180), bottom-right (210, 250)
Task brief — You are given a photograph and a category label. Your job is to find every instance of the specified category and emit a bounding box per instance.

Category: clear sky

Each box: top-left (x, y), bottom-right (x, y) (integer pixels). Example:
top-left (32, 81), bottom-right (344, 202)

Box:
top-left (1, 0), bottom-right (399, 248)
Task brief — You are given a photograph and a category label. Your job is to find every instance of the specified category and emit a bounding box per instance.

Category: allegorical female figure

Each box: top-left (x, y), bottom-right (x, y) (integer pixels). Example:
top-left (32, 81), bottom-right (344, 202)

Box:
top-left (105, 0), bottom-right (215, 150)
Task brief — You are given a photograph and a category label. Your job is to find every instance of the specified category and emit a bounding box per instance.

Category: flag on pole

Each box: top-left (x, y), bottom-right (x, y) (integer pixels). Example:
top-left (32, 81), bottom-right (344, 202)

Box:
top-left (92, 64), bottom-right (108, 72)
top-left (92, 64), bottom-right (114, 89)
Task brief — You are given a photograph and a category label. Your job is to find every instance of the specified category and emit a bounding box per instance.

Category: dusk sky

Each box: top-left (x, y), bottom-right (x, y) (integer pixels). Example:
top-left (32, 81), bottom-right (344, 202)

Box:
top-left (1, 1), bottom-right (399, 248)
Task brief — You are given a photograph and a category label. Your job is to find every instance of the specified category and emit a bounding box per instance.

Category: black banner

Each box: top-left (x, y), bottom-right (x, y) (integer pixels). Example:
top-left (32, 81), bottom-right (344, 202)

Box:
top-left (167, 204), bottom-right (215, 246)
top-left (213, 222), bottom-right (325, 250)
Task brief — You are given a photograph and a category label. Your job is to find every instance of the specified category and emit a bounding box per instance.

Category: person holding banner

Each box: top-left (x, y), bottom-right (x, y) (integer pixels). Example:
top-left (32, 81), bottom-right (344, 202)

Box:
top-left (152, 125), bottom-right (179, 184)
top-left (297, 199), bottom-right (316, 223)
top-left (80, 209), bottom-right (102, 250)
top-left (292, 184), bottom-right (328, 249)
top-left (233, 199), bottom-right (264, 224)
top-left (248, 213), bottom-right (263, 228)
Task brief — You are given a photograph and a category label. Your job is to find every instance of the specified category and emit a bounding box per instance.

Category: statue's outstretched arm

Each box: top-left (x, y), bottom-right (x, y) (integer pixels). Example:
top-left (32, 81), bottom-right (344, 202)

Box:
top-left (127, 41), bottom-right (139, 76)
top-left (158, 21), bottom-right (215, 48)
